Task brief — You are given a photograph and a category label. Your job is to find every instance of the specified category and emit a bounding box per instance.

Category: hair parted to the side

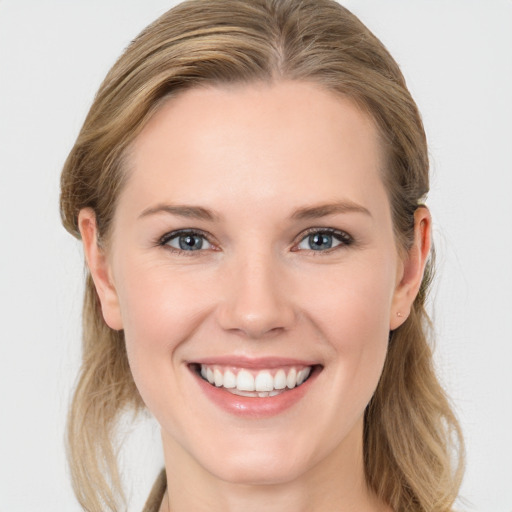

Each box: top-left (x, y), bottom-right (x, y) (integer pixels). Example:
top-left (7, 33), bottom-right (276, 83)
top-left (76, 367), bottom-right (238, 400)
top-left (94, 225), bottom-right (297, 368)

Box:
top-left (60, 0), bottom-right (464, 510)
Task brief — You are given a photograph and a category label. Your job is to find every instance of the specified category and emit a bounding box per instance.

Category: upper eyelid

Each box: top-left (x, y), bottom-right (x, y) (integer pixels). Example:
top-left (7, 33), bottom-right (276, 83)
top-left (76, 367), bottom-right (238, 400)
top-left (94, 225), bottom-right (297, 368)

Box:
top-left (157, 226), bottom-right (353, 249)
top-left (290, 229), bottom-right (353, 255)
top-left (158, 228), bottom-right (216, 246)
top-left (294, 227), bottom-right (353, 243)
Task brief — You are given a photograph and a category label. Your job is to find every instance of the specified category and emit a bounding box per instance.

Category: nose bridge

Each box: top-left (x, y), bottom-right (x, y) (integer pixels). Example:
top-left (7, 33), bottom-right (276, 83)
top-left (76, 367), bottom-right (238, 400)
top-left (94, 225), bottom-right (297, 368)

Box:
top-left (217, 244), bottom-right (295, 338)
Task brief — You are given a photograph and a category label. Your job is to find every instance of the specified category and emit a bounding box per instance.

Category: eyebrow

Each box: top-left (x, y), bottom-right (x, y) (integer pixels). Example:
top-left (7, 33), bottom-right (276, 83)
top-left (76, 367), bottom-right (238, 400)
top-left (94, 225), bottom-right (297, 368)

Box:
top-left (290, 201), bottom-right (372, 220)
top-left (138, 200), bottom-right (371, 222)
top-left (138, 204), bottom-right (220, 222)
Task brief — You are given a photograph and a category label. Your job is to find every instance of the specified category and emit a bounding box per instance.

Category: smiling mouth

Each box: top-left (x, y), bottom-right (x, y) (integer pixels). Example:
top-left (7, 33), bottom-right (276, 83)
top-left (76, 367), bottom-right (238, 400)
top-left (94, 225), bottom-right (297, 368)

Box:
top-left (190, 363), bottom-right (319, 398)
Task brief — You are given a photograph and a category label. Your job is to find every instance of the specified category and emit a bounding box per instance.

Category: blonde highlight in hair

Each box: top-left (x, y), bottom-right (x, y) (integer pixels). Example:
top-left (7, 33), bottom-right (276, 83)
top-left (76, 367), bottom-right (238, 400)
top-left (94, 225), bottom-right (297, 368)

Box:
top-left (60, 1), bottom-right (464, 510)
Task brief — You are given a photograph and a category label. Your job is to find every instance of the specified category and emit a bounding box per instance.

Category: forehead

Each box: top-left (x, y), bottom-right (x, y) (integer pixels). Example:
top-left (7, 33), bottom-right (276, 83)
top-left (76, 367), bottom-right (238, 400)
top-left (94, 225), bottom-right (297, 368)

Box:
top-left (121, 81), bottom-right (388, 220)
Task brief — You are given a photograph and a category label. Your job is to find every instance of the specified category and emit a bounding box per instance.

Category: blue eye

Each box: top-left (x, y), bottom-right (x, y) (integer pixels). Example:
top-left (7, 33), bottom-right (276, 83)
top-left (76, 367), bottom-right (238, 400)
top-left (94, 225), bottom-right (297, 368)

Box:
top-left (296, 229), bottom-right (352, 251)
top-left (161, 231), bottom-right (212, 251)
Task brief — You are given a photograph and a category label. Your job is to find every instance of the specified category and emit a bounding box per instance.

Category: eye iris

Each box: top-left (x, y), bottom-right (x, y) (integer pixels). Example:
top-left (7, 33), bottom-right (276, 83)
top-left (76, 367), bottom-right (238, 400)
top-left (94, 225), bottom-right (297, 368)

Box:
top-left (179, 234), bottom-right (203, 250)
top-left (309, 233), bottom-right (332, 250)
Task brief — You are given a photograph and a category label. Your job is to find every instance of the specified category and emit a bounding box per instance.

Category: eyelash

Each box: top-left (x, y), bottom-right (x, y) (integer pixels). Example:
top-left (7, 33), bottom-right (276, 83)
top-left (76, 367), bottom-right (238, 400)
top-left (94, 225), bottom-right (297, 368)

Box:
top-left (157, 229), bottom-right (215, 256)
top-left (293, 227), bottom-right (354, 253)
top-left (157, 227), bottom-right (354, 255)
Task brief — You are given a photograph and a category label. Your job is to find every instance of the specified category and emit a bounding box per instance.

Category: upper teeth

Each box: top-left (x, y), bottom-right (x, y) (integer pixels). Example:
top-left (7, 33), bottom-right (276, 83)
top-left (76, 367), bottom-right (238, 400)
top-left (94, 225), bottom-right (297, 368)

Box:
top-left (200, 364), bottom-right (312, 392)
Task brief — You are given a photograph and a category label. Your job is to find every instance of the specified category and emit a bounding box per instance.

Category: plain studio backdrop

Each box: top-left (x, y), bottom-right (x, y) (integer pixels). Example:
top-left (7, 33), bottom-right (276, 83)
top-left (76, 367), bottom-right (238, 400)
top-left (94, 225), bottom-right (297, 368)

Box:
top-left (0, 1), bottom-right (511, 511)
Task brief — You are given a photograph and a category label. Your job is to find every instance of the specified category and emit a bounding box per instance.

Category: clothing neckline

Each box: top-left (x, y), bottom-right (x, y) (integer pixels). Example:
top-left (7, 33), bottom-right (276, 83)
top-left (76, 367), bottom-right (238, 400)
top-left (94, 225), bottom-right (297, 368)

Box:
top-left (142, 469), bottom-right (167, 512)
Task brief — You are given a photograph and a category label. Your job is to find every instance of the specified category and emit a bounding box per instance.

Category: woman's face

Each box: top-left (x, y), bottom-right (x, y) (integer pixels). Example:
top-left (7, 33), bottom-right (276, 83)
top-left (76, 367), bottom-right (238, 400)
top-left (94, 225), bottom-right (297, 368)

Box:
top-left (84, 81), bottom-right (420, 485)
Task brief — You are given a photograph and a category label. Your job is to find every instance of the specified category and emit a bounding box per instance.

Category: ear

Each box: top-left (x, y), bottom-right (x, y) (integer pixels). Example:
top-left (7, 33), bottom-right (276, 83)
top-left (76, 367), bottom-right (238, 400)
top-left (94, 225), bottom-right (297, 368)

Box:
top-left (390, 207), bottom-right (431, 330)
top-left (78, 208), bottom-right (123, 330)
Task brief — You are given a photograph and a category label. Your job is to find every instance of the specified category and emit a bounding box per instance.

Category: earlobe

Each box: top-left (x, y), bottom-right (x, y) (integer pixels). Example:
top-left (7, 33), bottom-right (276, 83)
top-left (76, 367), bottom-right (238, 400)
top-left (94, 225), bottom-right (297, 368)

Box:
top-left (390, 207), bottom-right (431, 330)
top-left (78, 208), bottom-right (123, 330)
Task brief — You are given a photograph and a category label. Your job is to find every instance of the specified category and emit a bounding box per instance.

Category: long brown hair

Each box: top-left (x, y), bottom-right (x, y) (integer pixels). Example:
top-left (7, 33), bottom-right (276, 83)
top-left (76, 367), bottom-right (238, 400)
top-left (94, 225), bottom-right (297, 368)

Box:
top-left (60, 1), bottom-right (464, 510)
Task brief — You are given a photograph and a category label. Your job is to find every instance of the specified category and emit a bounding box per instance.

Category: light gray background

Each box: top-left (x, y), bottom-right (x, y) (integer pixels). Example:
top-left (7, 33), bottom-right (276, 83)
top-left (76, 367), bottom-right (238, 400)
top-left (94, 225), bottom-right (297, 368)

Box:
top-left (1, 1), bottom-right (511, 511)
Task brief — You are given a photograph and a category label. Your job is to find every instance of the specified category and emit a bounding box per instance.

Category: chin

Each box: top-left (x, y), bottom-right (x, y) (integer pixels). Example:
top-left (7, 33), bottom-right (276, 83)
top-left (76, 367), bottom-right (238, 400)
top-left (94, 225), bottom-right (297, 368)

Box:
top-left (182, 425), bottom-right (326, 486)
top-left (207, 450), bottom-right (309, 486)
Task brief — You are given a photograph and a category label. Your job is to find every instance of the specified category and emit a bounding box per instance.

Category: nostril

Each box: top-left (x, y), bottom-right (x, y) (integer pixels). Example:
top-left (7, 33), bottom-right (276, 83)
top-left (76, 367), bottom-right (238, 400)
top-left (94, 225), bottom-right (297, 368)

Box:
top-left (215, 272), bottom-right (296, 337)
top-left (217, 310), bottom-right (295, 340)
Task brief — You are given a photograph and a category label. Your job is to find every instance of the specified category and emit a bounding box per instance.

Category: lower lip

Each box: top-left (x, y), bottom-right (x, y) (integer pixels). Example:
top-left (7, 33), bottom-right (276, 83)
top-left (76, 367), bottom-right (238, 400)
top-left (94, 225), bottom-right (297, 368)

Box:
top-left (191, 367), bottom-right (320, 418)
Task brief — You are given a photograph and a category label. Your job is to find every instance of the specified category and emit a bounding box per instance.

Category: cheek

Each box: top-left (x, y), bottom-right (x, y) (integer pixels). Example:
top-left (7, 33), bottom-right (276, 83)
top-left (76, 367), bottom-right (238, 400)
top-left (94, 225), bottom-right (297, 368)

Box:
top-left (113, 260), bottom-right (209, 406)
top-left (116, 258), bottom-right (207, 340)
top-left (305, 256), bottom-right (396, 345)
top-left (301, 257), bottom-right (396, 404)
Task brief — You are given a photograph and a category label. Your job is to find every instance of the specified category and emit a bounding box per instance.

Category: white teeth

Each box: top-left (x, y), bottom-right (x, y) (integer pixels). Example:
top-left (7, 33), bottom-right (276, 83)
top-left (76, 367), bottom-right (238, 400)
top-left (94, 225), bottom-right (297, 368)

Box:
top-left (274, 369), bottom-right (287, 390)
top-left (254, 371), bottom-right (273, 392)
top-left (237, 369), bottom-right (255, 391)
top-left (198, 364), bottom-right (313, 394)
top-left (297, 367), bottom-right (311, 385)
top-left (286, 368), bottom-right (297, 389)
top-left (214, 368), bottom-right (223, 387)
top-left (227, 388), bottom-right (286, 398)
top-left (223, 370), bottom-right (236, 389)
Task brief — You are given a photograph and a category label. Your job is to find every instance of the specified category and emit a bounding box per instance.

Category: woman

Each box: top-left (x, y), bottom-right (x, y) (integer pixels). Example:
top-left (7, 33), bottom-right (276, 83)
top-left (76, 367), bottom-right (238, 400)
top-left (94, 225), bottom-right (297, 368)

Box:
top-left (60, 0), bottom-right (464, 510)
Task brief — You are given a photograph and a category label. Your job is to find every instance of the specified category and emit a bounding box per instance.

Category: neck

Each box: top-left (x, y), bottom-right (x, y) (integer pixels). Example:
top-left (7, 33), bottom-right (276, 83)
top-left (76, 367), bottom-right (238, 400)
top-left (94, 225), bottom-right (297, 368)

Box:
top-left (160, 418), bottom-right (391, 512)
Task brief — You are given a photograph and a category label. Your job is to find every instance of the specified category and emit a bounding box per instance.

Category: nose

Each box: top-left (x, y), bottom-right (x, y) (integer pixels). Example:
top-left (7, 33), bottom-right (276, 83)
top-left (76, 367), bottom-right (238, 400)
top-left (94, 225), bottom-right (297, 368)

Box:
top-left (216, 251), bottom-right (296, 339)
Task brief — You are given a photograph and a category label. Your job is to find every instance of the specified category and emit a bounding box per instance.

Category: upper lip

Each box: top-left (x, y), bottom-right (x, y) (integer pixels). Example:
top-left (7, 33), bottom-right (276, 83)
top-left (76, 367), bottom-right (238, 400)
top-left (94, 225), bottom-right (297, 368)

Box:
top-left (187, 355), bottom-right (321, 369)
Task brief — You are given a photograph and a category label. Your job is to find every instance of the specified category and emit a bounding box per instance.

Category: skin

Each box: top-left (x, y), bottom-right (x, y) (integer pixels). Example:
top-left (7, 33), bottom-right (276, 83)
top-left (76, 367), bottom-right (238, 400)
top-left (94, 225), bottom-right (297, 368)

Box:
top-left (80, 81), bottom-right (431, 512)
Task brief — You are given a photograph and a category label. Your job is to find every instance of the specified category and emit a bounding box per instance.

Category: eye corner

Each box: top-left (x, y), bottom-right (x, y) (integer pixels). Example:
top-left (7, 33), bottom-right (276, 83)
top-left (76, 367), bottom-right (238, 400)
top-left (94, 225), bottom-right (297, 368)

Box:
top-left (156, 228), bottom-right (218, 254)
top-left (293, 227), bottom-right (354, 253)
